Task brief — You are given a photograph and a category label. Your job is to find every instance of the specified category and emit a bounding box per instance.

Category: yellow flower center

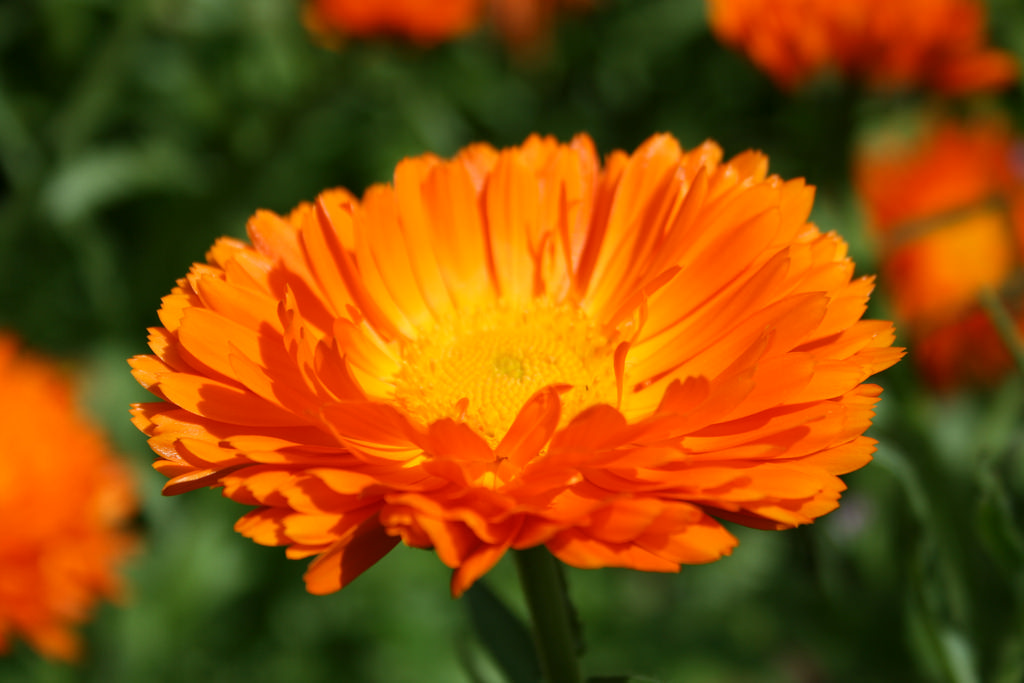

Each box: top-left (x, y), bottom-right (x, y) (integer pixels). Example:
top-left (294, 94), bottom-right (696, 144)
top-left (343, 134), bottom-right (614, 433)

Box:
top-left (392, 301), bottom-right (618, 447)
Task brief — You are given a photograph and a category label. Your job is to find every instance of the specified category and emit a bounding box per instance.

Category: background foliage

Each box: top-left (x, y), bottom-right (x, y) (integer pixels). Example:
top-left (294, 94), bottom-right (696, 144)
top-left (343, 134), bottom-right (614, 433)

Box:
top-left (1, 1), bottom-right (1024, 681)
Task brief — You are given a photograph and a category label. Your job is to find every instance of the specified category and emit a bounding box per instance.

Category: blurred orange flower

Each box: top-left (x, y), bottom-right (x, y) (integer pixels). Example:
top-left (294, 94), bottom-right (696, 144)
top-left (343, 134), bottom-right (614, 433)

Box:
top-left (707, 0), bottom-right (1018, 94)
top-left (304, 0), bottom-right (483, 45)
top-left (305, 0), bottom-right (594, 49)
top-left (0, 335), bottom-right (136, 661)
top-left (130, 132), bottom-right (900, 597)
top-left (856, 120), bottom-right (1024, 387)
top-left (489, 0), bottom-right (594, 49)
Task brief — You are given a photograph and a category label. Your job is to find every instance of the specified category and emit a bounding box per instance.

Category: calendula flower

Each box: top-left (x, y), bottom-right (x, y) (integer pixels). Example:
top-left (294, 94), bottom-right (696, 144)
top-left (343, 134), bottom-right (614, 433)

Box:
top-left (0, 335), bottom-right (136, 661)
top-left (304, 0), bottom-right (483, 45)
top-left (130, 132), bottom-right (900, 597)
top-left (856, 120), bottom-right (1024, 388)
top-left (706, 0), bottom-right (1017, 94)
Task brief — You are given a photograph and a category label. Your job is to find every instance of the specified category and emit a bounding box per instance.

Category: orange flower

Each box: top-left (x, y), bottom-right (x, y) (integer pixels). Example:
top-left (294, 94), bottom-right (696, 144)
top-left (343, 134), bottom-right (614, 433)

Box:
top-left (304, 0), bottom-right (483, 45)
top-left (856, 120), bottom-right (1024, 387)
top-left (0, 335), bottom-right (136, 661)
top-left (130, 132), bottom-right (901, 597)
top-left (707, 0), bottom-right (1018, 94)
top-left (488, 0), bottom-right (594, 49)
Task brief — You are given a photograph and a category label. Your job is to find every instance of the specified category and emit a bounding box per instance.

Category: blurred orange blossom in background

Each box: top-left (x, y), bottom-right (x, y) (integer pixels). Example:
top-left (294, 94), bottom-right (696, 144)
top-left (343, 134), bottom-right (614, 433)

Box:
top-left (304, 0), bottom-right (483, 45)
top-left (488, 0), bottom-right (595, 49)
top-left (706, 0), bottom-right (1018, 94)
top-left (856, 119), bottom-right (1024, 388)
top-left (304, 0), bottom-right (595, 48)
top-left (0, 335), bottom-right (136, 661)
top-left (129, 132), bottom-right (902, 598)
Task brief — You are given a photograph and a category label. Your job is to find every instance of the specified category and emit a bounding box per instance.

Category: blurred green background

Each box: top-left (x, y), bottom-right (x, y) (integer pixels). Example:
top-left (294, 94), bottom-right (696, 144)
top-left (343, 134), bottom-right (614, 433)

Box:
top-left (2, 0), bottom-right (1024, 681)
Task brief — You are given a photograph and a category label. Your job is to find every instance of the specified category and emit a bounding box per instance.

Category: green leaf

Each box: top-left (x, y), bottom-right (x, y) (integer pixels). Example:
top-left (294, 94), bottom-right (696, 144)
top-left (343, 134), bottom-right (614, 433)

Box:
top-left (464, 581), bottom-right (542, 683)
top-left (905, 557), bottom-right (982, 683)
top-left (992, 627), bottom-right (1024, 683)
top-left (977, 379), bottom-right (1024, 458)
top-left (975, 465), bottom-right (1024, 579)
top-left (938, 628), bottom-right (982, 683)
top-left (980, 289), bottom-right (1024, 378)
top-left (41, 139), bottom-right (205, 226)
top-left (456, 640), bottom-right (498, 683)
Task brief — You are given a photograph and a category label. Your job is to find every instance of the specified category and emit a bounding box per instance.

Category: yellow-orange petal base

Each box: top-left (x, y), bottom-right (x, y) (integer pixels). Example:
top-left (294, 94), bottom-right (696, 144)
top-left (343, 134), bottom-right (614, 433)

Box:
top-left (856, 119), bottom-right (1024, 388)
top-left (0, 335), bottom-right (136, 661)
top-left (707, 0), bottom-right (1018, 94)
top-left (130, 132), bottom-right (901, 597)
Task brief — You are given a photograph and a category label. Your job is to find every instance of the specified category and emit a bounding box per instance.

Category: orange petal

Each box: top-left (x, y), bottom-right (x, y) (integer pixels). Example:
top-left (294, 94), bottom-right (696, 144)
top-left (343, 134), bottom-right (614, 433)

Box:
top-left (303, 516), bottom-right (399, 595)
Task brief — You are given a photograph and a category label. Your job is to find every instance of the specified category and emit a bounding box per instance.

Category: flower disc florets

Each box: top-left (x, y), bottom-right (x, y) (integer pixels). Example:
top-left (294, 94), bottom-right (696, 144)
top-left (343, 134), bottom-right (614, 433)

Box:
top-left (130, 132), bottom-right (901, 596)
top-left (393, 300), bottom-right (617, 447)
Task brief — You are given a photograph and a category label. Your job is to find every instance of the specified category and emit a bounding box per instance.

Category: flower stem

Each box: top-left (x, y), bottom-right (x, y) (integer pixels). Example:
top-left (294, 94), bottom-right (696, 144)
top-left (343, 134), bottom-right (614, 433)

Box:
top-left (513, 547), bottom-right (582, 683)
top-left (979, 288), bottom-right (1024, 378)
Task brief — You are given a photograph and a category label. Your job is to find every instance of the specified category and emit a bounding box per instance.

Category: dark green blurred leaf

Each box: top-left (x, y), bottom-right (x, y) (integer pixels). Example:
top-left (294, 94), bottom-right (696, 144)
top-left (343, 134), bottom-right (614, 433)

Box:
top-left (978, 379), bottom-right (1024, 458)
top-left (992, 627), bottom-right (1024, 683)
top-left (872, 443), bottom-right (932, 523)
top-left (0, 78), bottom-right (43, 191)
top-left (906, 552), bottom-right (982, 683)
top-left (464, 581), bottom-right (542, 683)
top-left (456, 645), bottom-right (494, 683)
top-left (975, 465), bottom-right (1024, 579)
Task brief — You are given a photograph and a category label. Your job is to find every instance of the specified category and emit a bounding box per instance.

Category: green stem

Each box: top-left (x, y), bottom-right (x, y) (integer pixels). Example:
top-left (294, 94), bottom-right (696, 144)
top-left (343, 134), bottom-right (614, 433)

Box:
top-left (979, 288), bottom-right (1024, 378)
top-left (513, 547), bottom-right (582, 683)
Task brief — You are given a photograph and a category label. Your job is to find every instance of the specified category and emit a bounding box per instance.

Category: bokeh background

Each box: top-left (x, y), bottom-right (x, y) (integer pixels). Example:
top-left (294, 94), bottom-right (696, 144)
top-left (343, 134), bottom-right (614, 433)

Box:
top-left (2, 1), bottom-right (1024, 681)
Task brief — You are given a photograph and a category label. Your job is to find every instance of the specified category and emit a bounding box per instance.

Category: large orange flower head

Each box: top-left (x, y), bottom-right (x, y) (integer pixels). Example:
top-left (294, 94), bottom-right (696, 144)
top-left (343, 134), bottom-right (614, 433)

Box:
top-left (305, 0), bottom-right (483, 45)
top-left (130, 132), bottom-right (901, 597)
top-left (856, 120), bottom-right (1024, 388)
top-left (707, 0), bottom-right (1018, 94)
top-left (0, 335), bottom-right (136, 661)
